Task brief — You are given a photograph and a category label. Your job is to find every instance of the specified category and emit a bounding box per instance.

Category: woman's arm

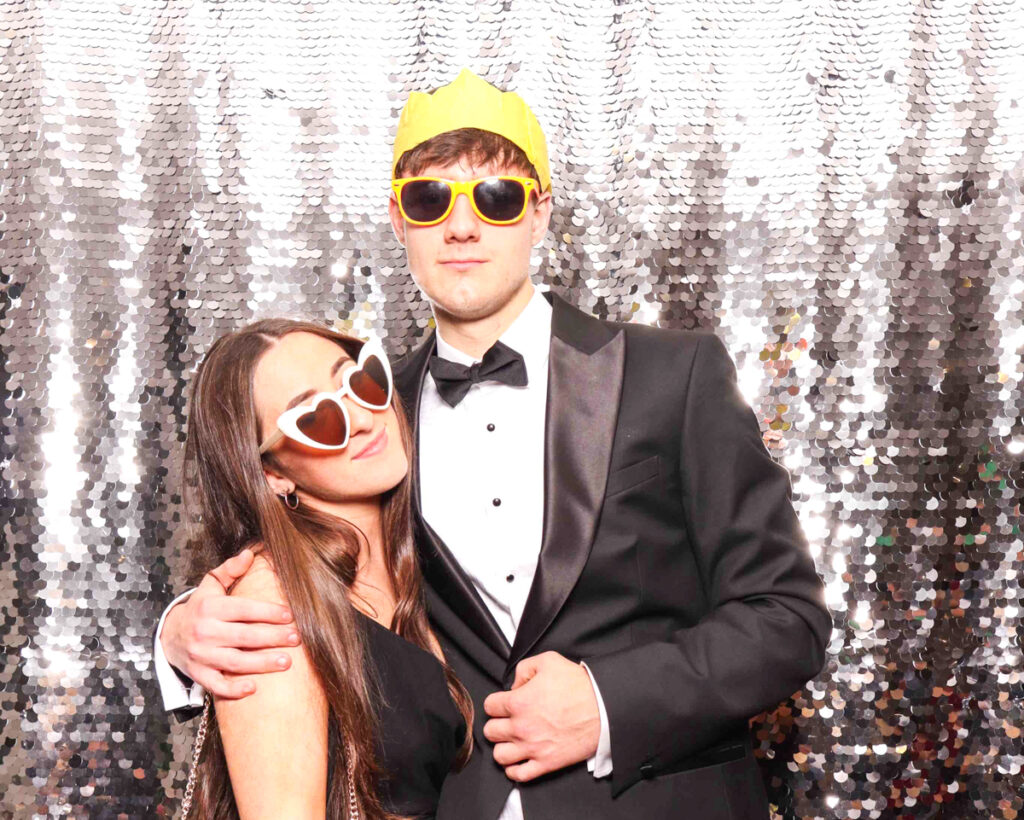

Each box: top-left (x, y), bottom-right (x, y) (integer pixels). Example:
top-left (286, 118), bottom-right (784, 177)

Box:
top-left (214, 557), bottom-right (328, 819)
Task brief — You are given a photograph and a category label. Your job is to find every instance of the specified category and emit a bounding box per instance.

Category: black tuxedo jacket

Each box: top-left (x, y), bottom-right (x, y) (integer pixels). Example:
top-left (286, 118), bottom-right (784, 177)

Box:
top-left (394, 292), bottom-right (832, 820)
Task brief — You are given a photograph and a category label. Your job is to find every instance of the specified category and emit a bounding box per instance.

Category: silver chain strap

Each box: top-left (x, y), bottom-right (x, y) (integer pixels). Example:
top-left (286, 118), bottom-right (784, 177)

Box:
top-left (180, 693), bottom-right (211, 818)
top-left (344, 738), bottom-right (361, 820)
top-left (179, 693), bottom-right (362, 820)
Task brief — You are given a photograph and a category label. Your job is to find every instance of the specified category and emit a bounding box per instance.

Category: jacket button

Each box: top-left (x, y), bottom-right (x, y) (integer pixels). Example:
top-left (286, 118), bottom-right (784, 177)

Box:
top-left (639, 763), bottom-right (655, 779)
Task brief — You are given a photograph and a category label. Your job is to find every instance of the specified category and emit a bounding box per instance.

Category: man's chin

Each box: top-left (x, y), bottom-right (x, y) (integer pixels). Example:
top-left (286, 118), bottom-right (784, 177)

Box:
top-left (426, 280), bottom-right (533, 325)
top-left (428, 289), bottom-right (509, 323)
top-left (433, 299), bottom-right (503, 323)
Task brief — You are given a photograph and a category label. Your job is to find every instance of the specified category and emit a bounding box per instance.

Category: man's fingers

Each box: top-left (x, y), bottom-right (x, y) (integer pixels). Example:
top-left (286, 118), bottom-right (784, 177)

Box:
top-left (211, 622), bottom-right (299, 651)
top-left (210, 647), bottom-right (294, 676)
top-left (482, 718), bottom-right (515, 744)
top-left (207, 548), bottom-right (256, 591)
top-left (493, 742), bottom-right (529, 768)
top-left (201, 594), bottom-right (292, 626)
top-left (512, 656), bottom-right (540, 689)
top-left (505, 759), bottom-right (545, 783)
top-left (483, 690), bottom-right (513, 718)
top-left (204, 671), bottom-right (257, 700)
top-left (181, 646), bottom-right (292, 684)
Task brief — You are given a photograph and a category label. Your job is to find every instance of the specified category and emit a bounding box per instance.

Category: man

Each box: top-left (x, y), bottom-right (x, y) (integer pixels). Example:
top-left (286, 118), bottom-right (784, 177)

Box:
top-left (154, 69), bottom-right (831, 819)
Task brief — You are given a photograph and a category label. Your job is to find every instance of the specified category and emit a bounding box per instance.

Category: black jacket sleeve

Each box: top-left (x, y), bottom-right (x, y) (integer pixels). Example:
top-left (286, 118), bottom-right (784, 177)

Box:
top-left (584, 332), bottom-right (832, 796)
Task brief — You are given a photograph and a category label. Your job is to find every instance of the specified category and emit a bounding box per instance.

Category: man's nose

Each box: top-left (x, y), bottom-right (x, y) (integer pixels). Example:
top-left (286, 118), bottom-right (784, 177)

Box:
top-left (444, 191), bottom-right (481, 240)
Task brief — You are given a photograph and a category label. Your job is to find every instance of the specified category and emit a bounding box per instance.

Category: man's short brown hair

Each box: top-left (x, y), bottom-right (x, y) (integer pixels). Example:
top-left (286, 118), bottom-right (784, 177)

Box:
top-left (394, 127), bottom-right (542, 188)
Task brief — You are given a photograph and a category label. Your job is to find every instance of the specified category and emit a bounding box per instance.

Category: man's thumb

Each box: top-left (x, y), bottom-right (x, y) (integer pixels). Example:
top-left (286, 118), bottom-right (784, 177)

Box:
top-left (206, 547), bottom-right (256, 592)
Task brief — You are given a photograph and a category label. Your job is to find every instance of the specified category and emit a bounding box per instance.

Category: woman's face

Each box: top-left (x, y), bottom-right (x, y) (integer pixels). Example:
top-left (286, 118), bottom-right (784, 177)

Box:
top-left (252, 332), bottom-right (409, 507)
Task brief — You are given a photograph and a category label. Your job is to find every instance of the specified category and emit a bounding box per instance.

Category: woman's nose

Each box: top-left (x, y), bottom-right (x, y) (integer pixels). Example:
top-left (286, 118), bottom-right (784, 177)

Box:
top-left (344, 397), bottom-right (377, 439)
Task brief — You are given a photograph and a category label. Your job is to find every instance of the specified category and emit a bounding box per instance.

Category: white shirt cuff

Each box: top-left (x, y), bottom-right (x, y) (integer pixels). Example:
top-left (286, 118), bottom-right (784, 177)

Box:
top-left (580, 661), bottom-right (613, 778)
top-left (152, 588), bottom-right (206, 711)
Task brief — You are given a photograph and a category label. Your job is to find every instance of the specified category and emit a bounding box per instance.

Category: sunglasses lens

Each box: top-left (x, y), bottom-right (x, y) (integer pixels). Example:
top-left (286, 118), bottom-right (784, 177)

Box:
top-left (349, 354), bottom-right (390, 408)
top-left (400, 180), bottom-right (452, 223)
top-left (473, 178), bottom-right (527, 222)
top-left (296, 400), bottom-right (348, 446)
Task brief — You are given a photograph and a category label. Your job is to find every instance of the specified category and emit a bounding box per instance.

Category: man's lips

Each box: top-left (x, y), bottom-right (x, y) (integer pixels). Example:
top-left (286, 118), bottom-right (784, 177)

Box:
top-left (440, 259), bottom-right (486, 267)
top-left (351, 426), bottom-right (388, 460)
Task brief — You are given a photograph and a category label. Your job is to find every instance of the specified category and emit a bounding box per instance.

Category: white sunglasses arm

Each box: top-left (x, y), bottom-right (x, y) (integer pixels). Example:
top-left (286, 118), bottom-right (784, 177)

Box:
top-left (258, 428), bottom-right (285, 455)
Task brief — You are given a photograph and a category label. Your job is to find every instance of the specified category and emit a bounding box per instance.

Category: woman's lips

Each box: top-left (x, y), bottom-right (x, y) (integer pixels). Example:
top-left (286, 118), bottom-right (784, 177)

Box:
top-left (352, 426), bottom-right (388, 460)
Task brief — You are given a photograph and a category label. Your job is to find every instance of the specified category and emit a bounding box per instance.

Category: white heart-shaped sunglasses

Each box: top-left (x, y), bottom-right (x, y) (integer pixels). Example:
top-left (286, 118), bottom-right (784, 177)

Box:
top-left (258, 342), bottom-right (393, 454)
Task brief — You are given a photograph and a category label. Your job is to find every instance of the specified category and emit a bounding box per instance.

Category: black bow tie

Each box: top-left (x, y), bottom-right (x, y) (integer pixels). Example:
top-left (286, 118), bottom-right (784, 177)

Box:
top-left (428, 340), bottom-right (529, 407)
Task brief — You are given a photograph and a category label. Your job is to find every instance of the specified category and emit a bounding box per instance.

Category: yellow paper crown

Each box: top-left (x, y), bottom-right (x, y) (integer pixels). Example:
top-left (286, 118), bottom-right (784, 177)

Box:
top-left (392, 68), bottom-right (551, 191)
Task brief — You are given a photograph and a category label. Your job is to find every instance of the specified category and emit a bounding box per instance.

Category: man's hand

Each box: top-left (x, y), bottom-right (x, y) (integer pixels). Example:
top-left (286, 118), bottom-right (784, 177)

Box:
top-left (160, 548), bottom-right (300, 699)
top-left (482, 651), bottom-right (601, 782)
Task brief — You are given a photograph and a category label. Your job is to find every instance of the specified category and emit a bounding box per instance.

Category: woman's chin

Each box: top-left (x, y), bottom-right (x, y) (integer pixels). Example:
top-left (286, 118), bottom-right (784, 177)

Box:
top-left (306, 457), bottom-right (410, 506)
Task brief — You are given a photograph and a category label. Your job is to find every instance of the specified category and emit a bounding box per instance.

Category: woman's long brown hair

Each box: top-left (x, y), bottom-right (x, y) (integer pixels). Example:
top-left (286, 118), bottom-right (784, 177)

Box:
top-left (181, 318), bottom-right (472, 819)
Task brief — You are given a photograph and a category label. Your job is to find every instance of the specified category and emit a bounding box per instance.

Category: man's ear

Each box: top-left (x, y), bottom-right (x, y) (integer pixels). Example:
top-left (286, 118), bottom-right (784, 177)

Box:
top-left (388, 195), bottom-right (407, 247)
top-left (530, 189), bottom-right (553, 247)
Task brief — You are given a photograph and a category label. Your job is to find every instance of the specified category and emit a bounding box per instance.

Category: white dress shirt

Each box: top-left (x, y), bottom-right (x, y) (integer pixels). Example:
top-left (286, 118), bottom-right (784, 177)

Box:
top-left (151, 285), bottom-right (612, 816)
top-left (419, 287), bottom-right (611, 820)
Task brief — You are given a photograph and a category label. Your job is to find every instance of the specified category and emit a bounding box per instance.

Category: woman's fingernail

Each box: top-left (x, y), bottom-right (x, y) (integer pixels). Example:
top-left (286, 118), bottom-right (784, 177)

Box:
top-left (287, 632), bottom-right (300, 645)
top-left (281, 609), bottom-right (292, 621)
top-left (276, 655), bottom-right (289, 668)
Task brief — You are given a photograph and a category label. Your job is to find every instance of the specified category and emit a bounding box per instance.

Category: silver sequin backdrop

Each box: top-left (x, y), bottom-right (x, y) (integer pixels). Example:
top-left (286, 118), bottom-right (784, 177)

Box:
top-left (1, 1), bottom-right (1022, 817)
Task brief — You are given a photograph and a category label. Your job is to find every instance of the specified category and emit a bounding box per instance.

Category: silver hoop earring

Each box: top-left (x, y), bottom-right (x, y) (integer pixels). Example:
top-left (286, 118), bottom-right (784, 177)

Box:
top-left (283, 491), bottom-right (299, 510)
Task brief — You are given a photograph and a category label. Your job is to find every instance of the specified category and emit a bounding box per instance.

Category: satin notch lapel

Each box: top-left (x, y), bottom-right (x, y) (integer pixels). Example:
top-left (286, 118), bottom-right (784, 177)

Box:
top-left (508, 323), bottom-right (625, 668)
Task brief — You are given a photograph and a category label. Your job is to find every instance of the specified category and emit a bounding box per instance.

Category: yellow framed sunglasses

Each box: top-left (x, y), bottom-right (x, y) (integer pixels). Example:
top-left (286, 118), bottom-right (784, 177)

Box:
top-left (391, 176), bottom-right (539, 226)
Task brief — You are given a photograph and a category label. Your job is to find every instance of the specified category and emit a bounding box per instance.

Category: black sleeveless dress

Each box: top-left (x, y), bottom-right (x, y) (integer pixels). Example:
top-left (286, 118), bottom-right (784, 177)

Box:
top-left (328, 610), bottom-right (467, 819)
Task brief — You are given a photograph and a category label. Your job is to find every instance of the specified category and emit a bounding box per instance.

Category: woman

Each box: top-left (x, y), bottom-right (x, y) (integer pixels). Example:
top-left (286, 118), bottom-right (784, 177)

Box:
top-left (180, 318), bottom-right (472, 819)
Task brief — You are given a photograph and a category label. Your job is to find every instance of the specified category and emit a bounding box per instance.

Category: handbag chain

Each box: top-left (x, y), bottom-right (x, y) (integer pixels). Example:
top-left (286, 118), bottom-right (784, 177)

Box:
top-left (179, 693), bottom-right (211, 818)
